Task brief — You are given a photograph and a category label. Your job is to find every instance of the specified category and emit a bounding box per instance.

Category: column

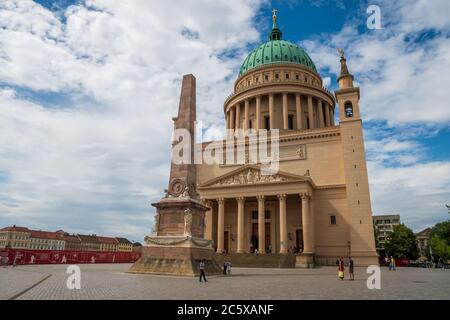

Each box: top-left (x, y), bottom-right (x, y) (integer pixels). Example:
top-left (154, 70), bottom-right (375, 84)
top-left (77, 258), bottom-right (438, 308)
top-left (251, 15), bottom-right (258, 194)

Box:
top-left (282, 93), bottom-right (288, 130)
top-left (318, 100), bottom-right (325, 128)
top-left (308, 96), bottom-right (315, 129)
top-left (217, 198), bottom-right (225, 253)
top-left (331, 106), bottom-right (335, 126)
top-left (256, 95), bottom-right (261, 130)
top-left (296, 94), bottom-right (302, 130)
top-left (310, 198), bottom-right (315, 253)
top-left (230, 107), bottom-right (235, 130)
top-left (278, 194), bottom-right (288, 254)
top-left (324, 102), bottom-right (331, 127)
top-left (257, 195), bottom-right (266, 254)
top-left (237, 197), bottom-right (245, 253)
top-left (236, 103), bottom-right (241, 130)
top-left (269, 94), bottom-right (275, 130)
top-left (226, 112), bottom-right (229, 130)
top-left (244, 100), bottom-right (250, 131)
top-left (300, 193), bottom-right (312, 253)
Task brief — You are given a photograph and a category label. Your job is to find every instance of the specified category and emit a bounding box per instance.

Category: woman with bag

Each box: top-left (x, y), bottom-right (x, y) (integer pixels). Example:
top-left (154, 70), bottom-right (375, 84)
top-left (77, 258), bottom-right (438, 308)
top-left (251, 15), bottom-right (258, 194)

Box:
top-left (338, 257), bottom-right (345, 280)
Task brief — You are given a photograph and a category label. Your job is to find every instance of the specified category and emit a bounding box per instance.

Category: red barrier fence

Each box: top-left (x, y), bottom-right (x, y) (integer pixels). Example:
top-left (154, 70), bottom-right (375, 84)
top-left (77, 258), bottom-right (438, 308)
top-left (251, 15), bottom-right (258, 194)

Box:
top-left (0, 249), bottom-right (141, 265)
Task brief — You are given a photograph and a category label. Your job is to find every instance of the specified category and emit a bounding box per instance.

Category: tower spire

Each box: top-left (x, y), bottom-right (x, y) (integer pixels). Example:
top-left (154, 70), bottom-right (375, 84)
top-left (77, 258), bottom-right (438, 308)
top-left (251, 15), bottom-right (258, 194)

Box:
top-left (269, 9), bottom-right (282, 41)
top-left (337, 48), bottom-right (354, 89)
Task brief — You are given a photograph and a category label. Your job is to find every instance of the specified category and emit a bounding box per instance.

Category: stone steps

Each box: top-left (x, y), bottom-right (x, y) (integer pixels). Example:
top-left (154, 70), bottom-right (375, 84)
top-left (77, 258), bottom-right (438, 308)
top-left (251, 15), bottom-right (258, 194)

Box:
top-left (215, 253), bottom-right (297, 268)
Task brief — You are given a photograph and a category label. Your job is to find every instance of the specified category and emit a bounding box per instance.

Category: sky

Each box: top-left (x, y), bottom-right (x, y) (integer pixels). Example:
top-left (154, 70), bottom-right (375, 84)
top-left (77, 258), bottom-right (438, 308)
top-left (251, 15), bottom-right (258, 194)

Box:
top-left (0, 0), bottom-right (449, 242)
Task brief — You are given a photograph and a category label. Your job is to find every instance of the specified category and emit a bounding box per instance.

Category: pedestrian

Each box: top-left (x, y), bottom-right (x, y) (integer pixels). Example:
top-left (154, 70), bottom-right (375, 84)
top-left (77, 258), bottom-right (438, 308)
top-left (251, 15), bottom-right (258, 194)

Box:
top-left (384, 256), bottom-right (389, 266)
top-left (438, 257), bottom-right (444, 270)
top-left (254, 248), bottom-right (259, 255)
top-left (389, 256), bottom-right (396, 271)
top-left (250, 243), bottom-right (254, 253)
top-left (268, 244), bottom-right (272, 254)
top-left (199, 259), bottom-right (207, 282)
top-left (338, 257), bottom-right (345, 280)
top-left (223, 260), bottom-right (228, 275)
top-left (226, 261), bottom-right (232, 275)
top-left (348, 256), bottom-right (354, 280)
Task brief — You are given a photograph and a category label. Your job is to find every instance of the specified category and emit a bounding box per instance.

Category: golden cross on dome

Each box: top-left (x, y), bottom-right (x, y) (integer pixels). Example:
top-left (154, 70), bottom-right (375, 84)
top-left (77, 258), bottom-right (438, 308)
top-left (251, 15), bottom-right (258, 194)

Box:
top-left (338, 48), bottom-right (345, 58)
top-left (272, 9), bottom-right (278, 22)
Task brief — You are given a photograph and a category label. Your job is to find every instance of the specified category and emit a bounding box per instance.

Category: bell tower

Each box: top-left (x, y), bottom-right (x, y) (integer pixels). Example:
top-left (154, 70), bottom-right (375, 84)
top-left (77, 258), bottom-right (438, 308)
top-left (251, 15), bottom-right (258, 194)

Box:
top-left (334, 49), bottom-right (378, 266)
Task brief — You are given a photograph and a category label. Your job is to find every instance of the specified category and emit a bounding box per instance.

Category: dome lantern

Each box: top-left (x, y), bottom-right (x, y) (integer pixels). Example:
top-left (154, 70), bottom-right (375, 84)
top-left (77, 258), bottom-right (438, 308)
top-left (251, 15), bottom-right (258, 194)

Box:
top-left (239, 10), bottom-right (317, 77)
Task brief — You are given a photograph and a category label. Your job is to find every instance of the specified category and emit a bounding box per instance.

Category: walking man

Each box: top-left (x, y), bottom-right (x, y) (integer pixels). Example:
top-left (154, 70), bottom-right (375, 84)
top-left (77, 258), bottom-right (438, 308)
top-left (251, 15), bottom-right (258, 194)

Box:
top-left (199, 259), bottom-right (207, 282)
top-left (348, 257), bottom-right (354, 280)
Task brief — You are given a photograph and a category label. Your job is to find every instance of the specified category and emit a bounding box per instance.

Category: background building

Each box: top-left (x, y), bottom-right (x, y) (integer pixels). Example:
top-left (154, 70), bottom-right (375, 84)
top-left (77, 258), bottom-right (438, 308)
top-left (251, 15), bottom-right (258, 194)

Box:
top-left (0, 226), bottom-right (30, 249)
top-left (116, 237), bottom-right (133, 252)
top-left (29, 230), bottom-right (65, 251)
top-left (416, 227), bottom-right (432, 259)
top-left (98, 236), bottom-right (118, 252)
top-left (1, 225), bottom-right (134, 254)
top-left (77, 234), bottom-right (101, 251)
top-left (373, 214), bottom-right (401, 257)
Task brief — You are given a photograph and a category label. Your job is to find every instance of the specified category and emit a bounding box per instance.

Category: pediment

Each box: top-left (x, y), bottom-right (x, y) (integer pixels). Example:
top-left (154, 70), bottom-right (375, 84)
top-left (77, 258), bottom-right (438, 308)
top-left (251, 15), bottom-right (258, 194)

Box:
top-left (199, 165), bottom-right (311, 188)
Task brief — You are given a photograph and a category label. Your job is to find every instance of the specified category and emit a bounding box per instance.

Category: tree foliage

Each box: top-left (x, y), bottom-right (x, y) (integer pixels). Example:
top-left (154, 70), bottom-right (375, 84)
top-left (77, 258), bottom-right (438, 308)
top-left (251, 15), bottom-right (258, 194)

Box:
top-left (428, 220), bottom-right (450, 260)
top-left (385, 224), bottom-right (420, 260)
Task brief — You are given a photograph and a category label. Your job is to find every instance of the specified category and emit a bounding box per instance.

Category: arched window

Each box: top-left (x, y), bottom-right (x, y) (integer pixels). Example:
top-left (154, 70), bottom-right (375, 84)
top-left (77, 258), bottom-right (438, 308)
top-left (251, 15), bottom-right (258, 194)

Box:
top-left (345, 102), bottom-right (354, 118)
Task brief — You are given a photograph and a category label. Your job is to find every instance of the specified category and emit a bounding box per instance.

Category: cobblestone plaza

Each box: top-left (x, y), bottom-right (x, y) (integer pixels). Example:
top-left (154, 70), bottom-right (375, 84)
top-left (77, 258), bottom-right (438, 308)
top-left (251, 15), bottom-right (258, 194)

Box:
top-left (1, 264), bottom-right (449, 300)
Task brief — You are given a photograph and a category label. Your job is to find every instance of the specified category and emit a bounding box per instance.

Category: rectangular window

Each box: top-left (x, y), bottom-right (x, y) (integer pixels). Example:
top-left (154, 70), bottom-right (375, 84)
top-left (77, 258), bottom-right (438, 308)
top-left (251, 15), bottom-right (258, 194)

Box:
top-left (330, 215), bottom-right (337, 225)
top-left (285, 73), bottom-right (289, 79)
top-left (265, 75), bottom-right (269, 81)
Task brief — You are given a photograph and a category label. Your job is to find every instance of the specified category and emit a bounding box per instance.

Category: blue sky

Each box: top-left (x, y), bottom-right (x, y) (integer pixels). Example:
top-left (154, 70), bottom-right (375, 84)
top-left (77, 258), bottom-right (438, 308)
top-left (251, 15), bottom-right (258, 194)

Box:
top-left (0, 0), bottom-right (449, 241)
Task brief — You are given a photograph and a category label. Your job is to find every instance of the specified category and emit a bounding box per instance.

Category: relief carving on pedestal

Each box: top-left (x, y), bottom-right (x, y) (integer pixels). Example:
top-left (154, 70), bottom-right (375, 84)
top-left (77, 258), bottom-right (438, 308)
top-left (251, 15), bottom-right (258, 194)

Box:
top-left (184, 208), bottom-right (193, 236)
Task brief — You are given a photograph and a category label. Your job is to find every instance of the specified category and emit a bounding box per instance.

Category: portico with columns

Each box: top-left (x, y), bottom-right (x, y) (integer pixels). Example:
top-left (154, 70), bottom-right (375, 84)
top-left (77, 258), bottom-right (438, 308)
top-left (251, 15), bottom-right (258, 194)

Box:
top-left (199, 166), bottom-right (315, 256)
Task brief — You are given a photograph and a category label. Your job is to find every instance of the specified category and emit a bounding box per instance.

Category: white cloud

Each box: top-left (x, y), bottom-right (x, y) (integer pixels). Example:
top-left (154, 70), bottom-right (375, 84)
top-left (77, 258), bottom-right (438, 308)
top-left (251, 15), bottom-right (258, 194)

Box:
top-left (302, 0), bottom-right (450, 125)
top-left (0, 0), bottom-right (266, 239)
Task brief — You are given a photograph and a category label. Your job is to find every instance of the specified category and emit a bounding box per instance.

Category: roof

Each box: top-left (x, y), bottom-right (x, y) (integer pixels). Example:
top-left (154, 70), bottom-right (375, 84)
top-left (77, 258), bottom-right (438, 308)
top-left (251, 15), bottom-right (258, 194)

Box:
top-left (30, 230), bottom-right (61, 240)
top-left (98, 236), bottom-right (118, 245)
top-left (239, 14), bottom-right (316, 77)
top-left (416, 228), bottom-right (432, 237)
top-left (115, 237), bottom-right (132, 245)
top-left (1, 225), bottom-right (30, 232)
top-left (77, 234), bottom-right (101, 243)
top-left (63, 234), bottom-right (81, 243)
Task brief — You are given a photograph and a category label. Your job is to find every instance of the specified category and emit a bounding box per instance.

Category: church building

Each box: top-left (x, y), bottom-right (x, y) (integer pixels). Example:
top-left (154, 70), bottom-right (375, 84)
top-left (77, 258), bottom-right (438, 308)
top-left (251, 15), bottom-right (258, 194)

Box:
top-left (195, 12), bottom-right (378, 266)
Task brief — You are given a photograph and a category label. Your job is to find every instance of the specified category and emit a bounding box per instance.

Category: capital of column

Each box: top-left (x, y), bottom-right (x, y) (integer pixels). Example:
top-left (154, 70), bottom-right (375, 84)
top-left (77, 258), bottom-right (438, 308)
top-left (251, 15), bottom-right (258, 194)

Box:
top-left (236, 196), bottom-right (245, 203)
top-left (257, 195), bottom-right (265, 202)
top-left (277, 194), bottom-right (287, 201)
top-left (217, 198), bottom-right (225, 205)
top-left (300, 192), bottom-right (311, 200)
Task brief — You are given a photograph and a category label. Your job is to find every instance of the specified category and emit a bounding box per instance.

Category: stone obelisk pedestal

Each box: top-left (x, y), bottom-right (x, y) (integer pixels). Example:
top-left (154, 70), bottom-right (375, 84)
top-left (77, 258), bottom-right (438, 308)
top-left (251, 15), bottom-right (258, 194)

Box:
top-left (128, 74), bottom-right (221, 276)
top-left (128, 197), bottom-right (221, 276)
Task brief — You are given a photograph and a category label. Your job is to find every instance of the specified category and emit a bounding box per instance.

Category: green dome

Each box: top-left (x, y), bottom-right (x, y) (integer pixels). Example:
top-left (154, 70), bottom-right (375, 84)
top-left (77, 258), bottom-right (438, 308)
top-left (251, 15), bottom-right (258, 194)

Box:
top-left (239, 13), bottom-right (317, 76)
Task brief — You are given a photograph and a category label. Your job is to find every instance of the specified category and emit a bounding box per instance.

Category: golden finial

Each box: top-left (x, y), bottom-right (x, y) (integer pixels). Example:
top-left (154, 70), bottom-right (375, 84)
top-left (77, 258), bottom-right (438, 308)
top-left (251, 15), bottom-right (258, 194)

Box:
top-left (338, 48), bottom-right (345, 59)
top-left (272, 9), bottom-right (278, 23)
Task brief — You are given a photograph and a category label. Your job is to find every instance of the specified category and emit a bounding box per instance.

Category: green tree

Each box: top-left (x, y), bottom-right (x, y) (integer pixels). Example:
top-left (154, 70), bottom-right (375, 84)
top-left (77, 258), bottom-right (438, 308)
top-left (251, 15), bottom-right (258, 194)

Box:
top-left (385, 224), bottom-right (420, 260)
top-left (428, 220), bottom-right (450, 261)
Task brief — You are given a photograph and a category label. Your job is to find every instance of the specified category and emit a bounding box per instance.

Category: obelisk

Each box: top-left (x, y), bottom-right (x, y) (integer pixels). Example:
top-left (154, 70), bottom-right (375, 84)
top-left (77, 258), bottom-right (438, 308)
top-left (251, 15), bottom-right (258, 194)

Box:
top-left (128, 74), bottom-right (221, 276)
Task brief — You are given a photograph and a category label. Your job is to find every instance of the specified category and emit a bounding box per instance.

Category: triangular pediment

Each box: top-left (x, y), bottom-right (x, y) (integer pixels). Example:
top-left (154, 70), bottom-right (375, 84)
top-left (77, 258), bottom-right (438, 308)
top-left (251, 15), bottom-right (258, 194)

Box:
top-left (199, 165), bottom-right (311, 188)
